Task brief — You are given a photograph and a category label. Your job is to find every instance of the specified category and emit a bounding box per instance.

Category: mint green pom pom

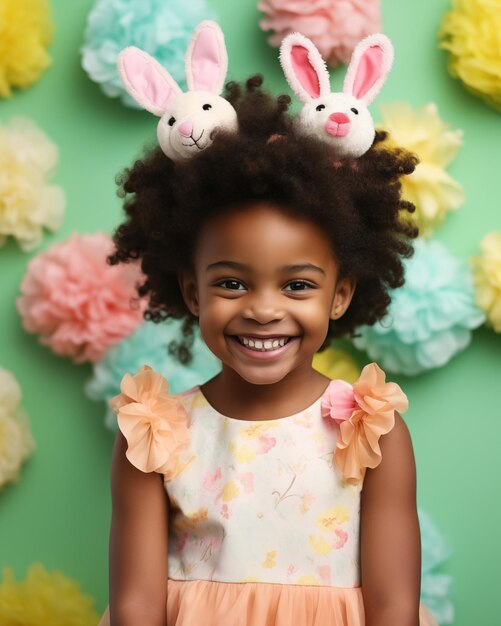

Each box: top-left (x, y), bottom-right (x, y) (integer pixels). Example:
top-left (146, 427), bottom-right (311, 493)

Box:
top-left (353, 240), bottom-right (485, 375)
top-left (81, 0), bottom-right (215, 108)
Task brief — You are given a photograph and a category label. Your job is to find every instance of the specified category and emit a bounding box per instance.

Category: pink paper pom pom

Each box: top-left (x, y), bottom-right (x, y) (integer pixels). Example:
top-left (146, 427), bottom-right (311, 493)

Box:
top-left (17, 232), bottom-right (146, 363)
top-left (259, 0), bottom-right (382, 67)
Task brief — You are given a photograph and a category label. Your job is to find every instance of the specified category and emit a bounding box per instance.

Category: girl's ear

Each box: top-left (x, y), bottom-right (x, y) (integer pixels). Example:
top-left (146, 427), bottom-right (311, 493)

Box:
top-left (178, 271), bottom-right (200, 317)
top-left (330, 277), bottom-right (356, 320)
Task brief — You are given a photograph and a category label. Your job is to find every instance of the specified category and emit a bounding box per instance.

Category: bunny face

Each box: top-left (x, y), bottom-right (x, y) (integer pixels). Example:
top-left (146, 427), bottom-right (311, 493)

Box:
top-left (117, 21), bottom-right (238, 161)
top-left (157, 91), bottom-right (238, 161)
top-left (297, 92), bottom-right (375, 158)
top-left (280, 32), bottom-right (394, 160)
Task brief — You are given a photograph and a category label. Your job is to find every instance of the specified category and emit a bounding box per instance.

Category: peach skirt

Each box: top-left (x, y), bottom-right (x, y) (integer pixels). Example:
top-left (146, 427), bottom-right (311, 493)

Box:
top-left (98, 579), bottom-right (438, 626)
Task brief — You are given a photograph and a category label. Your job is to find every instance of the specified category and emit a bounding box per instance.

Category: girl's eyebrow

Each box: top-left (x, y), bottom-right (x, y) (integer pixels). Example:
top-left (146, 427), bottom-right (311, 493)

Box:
top-left (206, 261), bottom-right (325, 275)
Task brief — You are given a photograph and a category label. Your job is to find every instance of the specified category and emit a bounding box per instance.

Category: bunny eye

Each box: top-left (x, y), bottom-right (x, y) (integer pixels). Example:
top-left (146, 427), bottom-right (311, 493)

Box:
top-left (168, 117), bottom-right (176, 126)
top-left (203, 104), bottom-right (212, 111)
top-left (316, 104), bottom-right (326, 112)
top-left (350, 108), bottom-right (359, 115)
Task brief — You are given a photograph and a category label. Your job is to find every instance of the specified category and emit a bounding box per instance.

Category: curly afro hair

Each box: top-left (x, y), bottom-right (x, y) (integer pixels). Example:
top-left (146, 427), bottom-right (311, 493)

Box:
top-left (110, 76), bottom-right (418, 362)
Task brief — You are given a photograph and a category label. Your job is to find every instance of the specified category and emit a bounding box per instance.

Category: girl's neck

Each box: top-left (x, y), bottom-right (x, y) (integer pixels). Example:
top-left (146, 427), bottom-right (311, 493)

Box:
top-left (200, 362), bottom-right (330, 422)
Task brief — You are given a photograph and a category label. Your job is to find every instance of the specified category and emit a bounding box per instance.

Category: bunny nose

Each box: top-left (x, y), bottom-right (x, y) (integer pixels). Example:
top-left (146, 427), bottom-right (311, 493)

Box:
top-left (329, 113), bottom-right (350, 124)
top-left (325, 112), bottom-right (351, 138)
top-left (178, 121), bottom-right (193, 137)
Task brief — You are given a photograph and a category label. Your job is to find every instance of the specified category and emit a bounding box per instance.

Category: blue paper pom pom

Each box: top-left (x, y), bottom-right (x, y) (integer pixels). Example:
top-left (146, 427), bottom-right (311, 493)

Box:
top-left (81, 0), bottom-right (215, 108)
top-left (353, 240), bottom-right (485, 375)
top-left (85, 319), bottom-right (221, 429)
top-left (419, 508), bottom-right (454, 624)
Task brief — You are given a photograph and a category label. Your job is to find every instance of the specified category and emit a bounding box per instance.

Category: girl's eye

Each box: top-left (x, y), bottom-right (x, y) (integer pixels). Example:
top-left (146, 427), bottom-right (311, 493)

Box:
top-left (284, 280), bottom-right (313, 291)
top-left (202, 103), bottom-right (212, 111)
top-left (168, 117), bottom-right (176, 126)
top-left (316, 104), bottom-right (325, 112)
top-left (217, 280), bottom-right (246, 291)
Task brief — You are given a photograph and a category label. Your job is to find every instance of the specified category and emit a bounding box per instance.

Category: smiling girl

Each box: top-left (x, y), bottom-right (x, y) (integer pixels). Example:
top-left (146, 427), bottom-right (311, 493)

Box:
top-left (99, 82), bottom-right (438, 626)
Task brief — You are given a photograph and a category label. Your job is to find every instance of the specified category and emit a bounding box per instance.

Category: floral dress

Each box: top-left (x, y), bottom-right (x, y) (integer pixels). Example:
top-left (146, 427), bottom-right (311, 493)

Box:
top-left (98, 364), bottom-right (438, 626)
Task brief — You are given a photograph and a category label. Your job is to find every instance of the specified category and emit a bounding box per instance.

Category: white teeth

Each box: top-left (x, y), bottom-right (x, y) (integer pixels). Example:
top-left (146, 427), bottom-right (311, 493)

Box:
top-left (238, 336), bottom-right (289, 351)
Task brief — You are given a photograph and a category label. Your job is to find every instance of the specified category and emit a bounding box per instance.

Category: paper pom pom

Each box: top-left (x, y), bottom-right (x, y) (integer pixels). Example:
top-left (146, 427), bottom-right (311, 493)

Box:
top-left (312, 347), bottom-right (360, 383)
top-left (0, 0), bottom-right (53, 97)
top-left (378, 103), bottom-right (464, 237)
top-left (472, 232), bottom-right (501, 332)
top-left (259, 0), bottom-right (381, 67)
top-left (419, 509), bottom-right (454, 624)
top-left (0, 118), bottom-right (65, 251)
top-left (353, 240), bottom-right (485, 375)
top-left (0, 367), bottom-right (35, 490)
top-left (17, 232), bottom-right (146, 364)
top-left (81, 0), bottom-right (215, 108)
top-left (440, 0), bottom-right (501, 111)
top-left (0, 563), bottom-right (99, 626)
top-left (86, 319), bottom-right (221, 429)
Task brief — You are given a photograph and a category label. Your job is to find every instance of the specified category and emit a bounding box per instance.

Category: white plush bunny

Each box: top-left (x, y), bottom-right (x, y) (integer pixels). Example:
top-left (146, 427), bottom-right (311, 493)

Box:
top-left (117, 21), bottom-right (238, 161)
top-left (279, 32), bottom-right (394, 159)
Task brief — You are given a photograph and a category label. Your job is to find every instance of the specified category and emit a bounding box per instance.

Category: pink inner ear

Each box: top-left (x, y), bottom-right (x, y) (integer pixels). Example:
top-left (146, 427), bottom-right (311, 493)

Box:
top-left (291, 45), bottom-right (320, 99)
top-left (352, 46), bottom-right (384, 100)
top-left (190, 29), bottom-right (221, 92)
top-left (123, 53), bottom-right (176, 110)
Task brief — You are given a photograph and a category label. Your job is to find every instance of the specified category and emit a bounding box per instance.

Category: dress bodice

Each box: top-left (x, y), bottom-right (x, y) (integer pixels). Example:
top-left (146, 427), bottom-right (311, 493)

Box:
top-left (167, 386), bottom-right (362, 587)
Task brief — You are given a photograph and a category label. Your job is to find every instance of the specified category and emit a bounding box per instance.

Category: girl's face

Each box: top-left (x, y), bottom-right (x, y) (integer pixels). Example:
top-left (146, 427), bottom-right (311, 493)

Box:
top-left (180, 203), bottom-right (355, 386)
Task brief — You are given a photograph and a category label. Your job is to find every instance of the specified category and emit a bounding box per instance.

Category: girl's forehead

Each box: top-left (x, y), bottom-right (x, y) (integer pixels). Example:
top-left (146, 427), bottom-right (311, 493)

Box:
top-left (194, 202), bottom-right (337, 271)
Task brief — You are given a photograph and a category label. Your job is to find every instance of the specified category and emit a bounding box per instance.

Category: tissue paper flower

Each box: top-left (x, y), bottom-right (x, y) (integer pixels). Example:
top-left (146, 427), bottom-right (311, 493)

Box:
top-left (86, 319), bottom-right (221, 430)
top-left (81, 0), bottom-right (215, 108)
top-left (0, 367), bottom-right (35, 490)
top-left (0, 564), bottom-right (99, 626)
top-left (17, 232), bottom-right (146, 363)
top-left (258, 0), bottom-right (381, 67)
top-left (0, 0), bottom-right (53, 97)
top-left (0, 118), bottom-right (65, 251)
top-left (472, 232), bottom-right (501, 332)
top-left (440, 0), bottom-right (501, 111)
top-left (353, 239), bottom-right (485, 375)
top-left (378, 103), bottom-right (464, 237)
top-left (313, 346), bottom-right (360, 383)
top-left (419, 509), bottom-right (454, 624)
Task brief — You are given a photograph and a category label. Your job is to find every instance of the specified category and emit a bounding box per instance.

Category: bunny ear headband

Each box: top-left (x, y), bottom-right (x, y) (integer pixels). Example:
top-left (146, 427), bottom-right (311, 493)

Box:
top-left (117, 20), bottom-right (238, 161)
top-left (279, 32), bottom-right (394, 159)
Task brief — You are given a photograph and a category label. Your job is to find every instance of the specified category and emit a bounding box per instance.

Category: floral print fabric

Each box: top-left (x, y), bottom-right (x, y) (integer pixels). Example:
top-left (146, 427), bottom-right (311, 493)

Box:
top-left (167, 386), bottom-right (363, 588)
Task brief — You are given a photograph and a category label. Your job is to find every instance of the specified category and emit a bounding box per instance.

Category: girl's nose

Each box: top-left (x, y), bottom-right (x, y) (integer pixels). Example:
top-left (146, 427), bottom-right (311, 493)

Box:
top-left (241, 295), bottom-right (285, 325)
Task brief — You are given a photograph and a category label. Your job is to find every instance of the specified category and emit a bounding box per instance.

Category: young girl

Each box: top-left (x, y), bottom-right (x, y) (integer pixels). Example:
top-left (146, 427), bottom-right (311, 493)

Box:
top-left (99, 81), bottom-right (438, 626)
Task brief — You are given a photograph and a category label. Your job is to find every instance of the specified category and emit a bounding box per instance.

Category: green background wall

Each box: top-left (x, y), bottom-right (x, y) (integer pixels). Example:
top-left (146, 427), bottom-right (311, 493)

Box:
top-left (1, 0), bottom-right (499, 624)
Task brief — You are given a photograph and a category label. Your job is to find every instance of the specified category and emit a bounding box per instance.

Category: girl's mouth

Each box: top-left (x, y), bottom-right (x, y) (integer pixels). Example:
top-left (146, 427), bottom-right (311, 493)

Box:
top-left (229, 335), bottom-right (297, 360)
top-left (236, 335), bottom-right (291, 351)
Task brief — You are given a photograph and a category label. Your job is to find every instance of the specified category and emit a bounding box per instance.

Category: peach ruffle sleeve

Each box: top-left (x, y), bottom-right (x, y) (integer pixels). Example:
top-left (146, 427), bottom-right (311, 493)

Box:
top-left (109, 365), bottom-right (190, 480)
top-left (321, 363), bottom-right (408, 484)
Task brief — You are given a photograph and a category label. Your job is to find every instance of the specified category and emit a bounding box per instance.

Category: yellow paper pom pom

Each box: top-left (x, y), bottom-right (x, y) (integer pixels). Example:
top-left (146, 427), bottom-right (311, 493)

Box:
top-left (378, 103), bottom-right (464, 237)
top-left (313, 347), bottom-right (360, 383)
top-left (439, 0), bottom-right (501, 111)
top-left (0, 117), bottom-right (65, 251)
top-left (0, 0), bottom-right (53, 97)
top-left (0, 564), bottom-right (99, 626)
top-left (0, 367), bottom-right (35, 490)
top-left (472, 232), bottom-right (501, 332)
